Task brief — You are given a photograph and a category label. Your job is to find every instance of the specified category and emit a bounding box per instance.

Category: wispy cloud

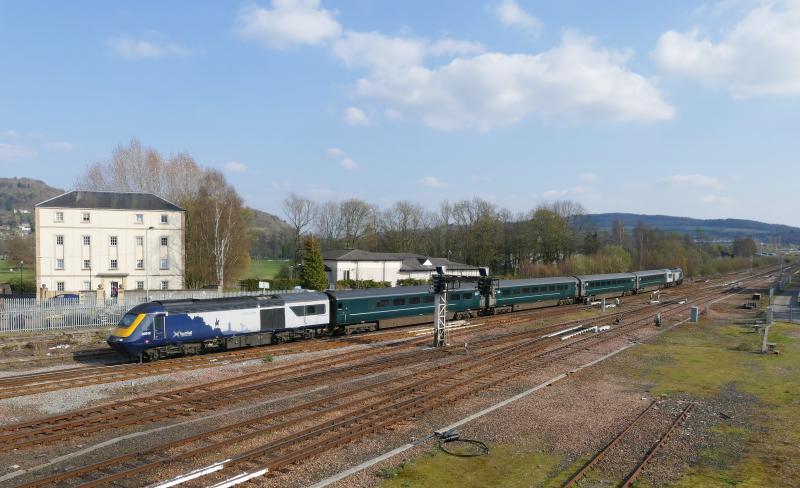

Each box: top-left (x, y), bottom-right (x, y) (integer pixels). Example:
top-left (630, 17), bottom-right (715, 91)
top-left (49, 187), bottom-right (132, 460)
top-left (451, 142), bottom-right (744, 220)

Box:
top-left (339, 158), bottom-right (359, 170)
top-left (343, 106), bottom-right (370, 126)
top-left (493, 0), bottom-right (543, 36)
top-left (45, 141), bottom-right (76, 152)
top-left (326, 147), bottom-right (346, 158)
top-left (0, 143), bottom-right (38, 162)
top-left (108, 34), bottom-right (192, 60)
top-left (224, 161), bottom-right (248, 173)
top-left (579, 172), bottom-right (598, 182)
top-left (664, 174), bottom-right (723, 191)
top-left (421, 176), bottom-right (444, 187)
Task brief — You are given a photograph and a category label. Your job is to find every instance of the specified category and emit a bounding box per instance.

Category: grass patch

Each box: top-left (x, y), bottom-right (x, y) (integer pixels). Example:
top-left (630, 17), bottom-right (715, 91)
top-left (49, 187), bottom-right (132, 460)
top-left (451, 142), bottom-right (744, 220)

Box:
top-left (262, 354), bottom-right (273, 363)
top-left (245, 259), bottom-right (290, 280)
top-left (379, 445), bottom-right (564, 488)
top-left (0, 258), bottom-right (34, 285)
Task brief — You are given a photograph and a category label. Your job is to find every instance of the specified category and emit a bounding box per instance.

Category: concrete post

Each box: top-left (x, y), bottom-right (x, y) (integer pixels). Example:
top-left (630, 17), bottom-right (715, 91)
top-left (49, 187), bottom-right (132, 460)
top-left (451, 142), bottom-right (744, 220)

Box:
top-left (601, 297), bottom-right (606, 313)
top-left (761, 306), bottom-right (773, 354)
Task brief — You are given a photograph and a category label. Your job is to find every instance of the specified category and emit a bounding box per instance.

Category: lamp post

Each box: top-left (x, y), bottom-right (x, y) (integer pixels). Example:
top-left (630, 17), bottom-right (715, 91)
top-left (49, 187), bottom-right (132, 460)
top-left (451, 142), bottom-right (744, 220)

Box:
top-left (18, 261), bottom-right (23, 292)
top-left (145, 226), bottom-right (154, 300)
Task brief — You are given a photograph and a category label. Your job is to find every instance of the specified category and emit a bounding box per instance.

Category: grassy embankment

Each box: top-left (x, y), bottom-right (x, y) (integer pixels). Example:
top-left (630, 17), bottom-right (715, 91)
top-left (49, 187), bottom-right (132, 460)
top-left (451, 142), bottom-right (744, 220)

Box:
top-left (379, 320), bottom-right (800, 487)
top-left (244, 259), bottom-right (290, 280)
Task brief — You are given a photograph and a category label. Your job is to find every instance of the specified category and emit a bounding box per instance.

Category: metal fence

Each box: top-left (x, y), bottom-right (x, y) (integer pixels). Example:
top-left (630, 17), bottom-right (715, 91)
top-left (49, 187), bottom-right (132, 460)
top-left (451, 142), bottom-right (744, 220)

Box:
top-left (0, 289), bottom-right (302, 333)
top-left (774, 307), bottom-right (800, 324)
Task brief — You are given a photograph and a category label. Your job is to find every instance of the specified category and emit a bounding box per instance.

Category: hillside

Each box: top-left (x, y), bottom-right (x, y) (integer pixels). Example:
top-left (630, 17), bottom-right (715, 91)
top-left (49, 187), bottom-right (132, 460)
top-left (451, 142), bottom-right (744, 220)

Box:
top-left (588, 213), bottom-right (800, 243)
top-left (248, 207), bottom-right (293, 258)
top-left (0, 177), bottom-right (64, 233)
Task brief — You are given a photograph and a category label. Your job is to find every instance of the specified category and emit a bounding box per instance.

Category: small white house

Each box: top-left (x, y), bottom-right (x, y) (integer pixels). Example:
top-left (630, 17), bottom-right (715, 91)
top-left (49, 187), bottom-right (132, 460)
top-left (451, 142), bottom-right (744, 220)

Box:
top-left (35, 190), bottom-right (185, 297)
top-left (322, 249), bottom-right (480, 287)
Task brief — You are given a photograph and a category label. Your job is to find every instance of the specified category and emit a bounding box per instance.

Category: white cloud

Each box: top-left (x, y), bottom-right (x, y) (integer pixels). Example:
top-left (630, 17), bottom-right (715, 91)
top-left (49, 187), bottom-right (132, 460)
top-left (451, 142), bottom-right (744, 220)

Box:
top-left (653, 1), bottom-right (800, 97)
top-left (579, 172), bottom-right (598, 182)
top-left (236, 0), bottom-right (341, 49)
top-left (224, 161), bottom-right (248, 173)
top-left (348, 31), bottom-right (674, 131)
top-left (421, 176), bottom-right (444, 187)
top-left (542, 189), bottom-right (568, 198)
top-left (108, 34), bottom-right (191, 60)
top-left (326, 147), bottom-right (346, 157)
top-left (664, 174), bottom-right (724, 191)
top-left (45, 141), bottom-right (76, 152)
top-left (343, 106), bottom-right (370, 126)
top-left (0, 143), bottom-right (38, 162)
top-left (339, 158), bottom-right (359, 170)
top-left (2, 130), bottom-right (20, 139)
top-left (700, 193), bottom-right (734, 205)
top-left (331, 31), bottom-right (484, 71)
top-left (494, 0), bottom-right (543, 36)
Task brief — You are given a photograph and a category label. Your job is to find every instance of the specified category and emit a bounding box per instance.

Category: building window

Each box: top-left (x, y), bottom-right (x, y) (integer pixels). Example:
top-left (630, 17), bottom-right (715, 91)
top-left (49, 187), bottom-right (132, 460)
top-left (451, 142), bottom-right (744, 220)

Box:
top-left (136, 236), bottom-right (144, 246)
top-left (83, 281), bottom-right (91, 291)
top-left (56, 235), bottom-right (64, 245)
top-left (83, 259), bottom-right (91, 270)
top-left (160, 214), bottom-right (168, 224)
top-left (110, 259), bottom-right (118, 270)
top-left (160, 280), bottom-right (169, 290)
top-left (136, 281), bottom-right (144, 290)
top-left (135, 213), bottom-right (144, 224)
top-left (55, 212), bottom-right (64, 222)
top-left (83, 235), bottom-right (91, 246)
top-left (160, 236), bottom-right (168, 247)
top-left (109, 236), bottom-right (118, 246)
top-left (160, 258), bottom-right (169, 270)
top-left (343, 270), bottom-right (351, 280)
top-left (82, 212), bottom-right (90, 222)
top-left (56, 259), bottom-right (64, 270)
top-left (136, 259), bottom-right (144, 269)
top-left (56, 281), bottom-right (65, 291)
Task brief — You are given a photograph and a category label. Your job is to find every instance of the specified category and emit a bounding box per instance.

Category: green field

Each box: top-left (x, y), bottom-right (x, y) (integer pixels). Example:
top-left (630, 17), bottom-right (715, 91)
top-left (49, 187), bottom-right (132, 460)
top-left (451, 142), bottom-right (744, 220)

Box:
top-left (0, 258), bottom-right (33, 285)
top-left (245, 259), bottom-right (290, 279)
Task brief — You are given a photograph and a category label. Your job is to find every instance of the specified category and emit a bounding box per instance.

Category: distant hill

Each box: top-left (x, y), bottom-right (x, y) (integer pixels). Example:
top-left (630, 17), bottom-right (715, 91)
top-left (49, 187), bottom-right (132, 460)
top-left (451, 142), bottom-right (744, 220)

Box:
top-left (588, 213), bottom-right (800, 244)
top-left (248, 207), bottom-right (292, 259)
top-left (0, 177), bottom-right (64, 233)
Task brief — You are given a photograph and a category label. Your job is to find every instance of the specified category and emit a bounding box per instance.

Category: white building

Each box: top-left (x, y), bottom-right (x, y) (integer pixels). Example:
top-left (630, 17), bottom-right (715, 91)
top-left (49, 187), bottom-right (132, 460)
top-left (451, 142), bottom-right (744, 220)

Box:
top-left (35, 190), bottom-right (185, 297)
top-left (322, 249), bottom-right (480, 287)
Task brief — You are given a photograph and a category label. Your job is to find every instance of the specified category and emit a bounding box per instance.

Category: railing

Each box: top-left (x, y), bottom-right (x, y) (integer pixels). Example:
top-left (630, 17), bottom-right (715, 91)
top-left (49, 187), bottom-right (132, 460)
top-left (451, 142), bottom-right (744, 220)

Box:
top-left (0, 289), bottom-right (303, 333)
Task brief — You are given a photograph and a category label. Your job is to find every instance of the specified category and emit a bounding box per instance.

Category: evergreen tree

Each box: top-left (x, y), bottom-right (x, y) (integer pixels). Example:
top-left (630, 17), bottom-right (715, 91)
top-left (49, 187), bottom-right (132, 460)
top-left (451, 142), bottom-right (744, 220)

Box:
top-left (300, 237), bottom-right (329, 290)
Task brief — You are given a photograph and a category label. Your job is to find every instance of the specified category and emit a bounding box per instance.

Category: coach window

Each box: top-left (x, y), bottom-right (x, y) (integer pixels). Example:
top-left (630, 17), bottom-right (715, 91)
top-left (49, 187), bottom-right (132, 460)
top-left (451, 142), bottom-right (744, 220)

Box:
top-left (523, 288), bottom-right (530, 293)
top-left (393, 298), bottom-right (406, 306)
top-left (423, 296), bottom-right (434, 303)
top-left (290, 305), bottom-right (305, 316)
top-left (409, 297), bottom-right (420, 305)
top-left (306, 304), bottom-right (325, 315)
top-left (376, 299), bottom-right (390, 308)
top-left (337, 303), bottom-right (343, 309)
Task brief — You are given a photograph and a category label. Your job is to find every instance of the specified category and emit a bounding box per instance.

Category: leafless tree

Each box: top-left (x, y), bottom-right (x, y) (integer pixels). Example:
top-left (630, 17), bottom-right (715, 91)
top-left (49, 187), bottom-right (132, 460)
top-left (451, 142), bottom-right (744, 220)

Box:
top-left (282, 193), bottom-right (316, 261)
top-left (339, 198), bottom-right (373, 249)
top-left (314, 200), bottom-right (342, 249)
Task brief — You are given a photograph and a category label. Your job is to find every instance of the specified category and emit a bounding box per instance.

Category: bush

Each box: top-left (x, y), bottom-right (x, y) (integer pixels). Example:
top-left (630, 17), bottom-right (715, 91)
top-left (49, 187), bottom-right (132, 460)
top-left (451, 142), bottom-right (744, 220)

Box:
top-left (239, 277), bottom-right (299, 292)
top-left (396, 278), bottom-right (429, 286)
top-left (336, 279), bottom-right (391, 289)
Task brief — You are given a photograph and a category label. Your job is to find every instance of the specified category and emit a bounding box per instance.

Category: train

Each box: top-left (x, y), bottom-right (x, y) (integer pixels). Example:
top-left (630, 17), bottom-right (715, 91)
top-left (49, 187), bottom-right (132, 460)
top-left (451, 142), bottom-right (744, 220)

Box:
top-left (108, 267), bottom-right (683, 360)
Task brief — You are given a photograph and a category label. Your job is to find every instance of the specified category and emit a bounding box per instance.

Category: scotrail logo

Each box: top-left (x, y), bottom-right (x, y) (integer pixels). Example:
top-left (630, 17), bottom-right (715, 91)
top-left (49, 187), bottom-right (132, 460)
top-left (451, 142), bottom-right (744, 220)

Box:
top-left (173, 330), bottom-right (192, 338)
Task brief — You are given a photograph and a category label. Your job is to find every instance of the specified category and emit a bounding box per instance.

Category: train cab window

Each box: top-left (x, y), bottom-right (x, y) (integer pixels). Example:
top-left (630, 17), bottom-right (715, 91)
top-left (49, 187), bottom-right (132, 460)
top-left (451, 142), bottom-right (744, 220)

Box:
top-left (423, 296), bottom-right (434, 303)
top-left (290, 305), bottom-right (306, 316)
top-left (409, 297), bottom-right (421, 305)
top-left (393, 298), bottom-right (406, 306)
top-left (376, 299), bottom-right (391, 308)
top-left (306, 304), bottom-right (326, 315)
top-left (154, 315), bottom-right (165, 341)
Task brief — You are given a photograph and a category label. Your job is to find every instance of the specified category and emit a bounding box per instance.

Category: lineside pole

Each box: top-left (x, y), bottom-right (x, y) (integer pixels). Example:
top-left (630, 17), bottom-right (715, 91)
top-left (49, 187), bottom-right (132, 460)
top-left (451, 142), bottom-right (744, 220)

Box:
top-left (434, 290), bottom-right (448, 347)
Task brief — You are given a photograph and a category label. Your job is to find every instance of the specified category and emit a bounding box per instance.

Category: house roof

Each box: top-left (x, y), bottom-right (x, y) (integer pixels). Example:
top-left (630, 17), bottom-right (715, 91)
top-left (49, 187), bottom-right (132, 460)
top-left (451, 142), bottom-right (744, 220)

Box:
top-left (36, 190), bottom-right (184, 212)
top-left (322, 249), bottom-right (478, 271)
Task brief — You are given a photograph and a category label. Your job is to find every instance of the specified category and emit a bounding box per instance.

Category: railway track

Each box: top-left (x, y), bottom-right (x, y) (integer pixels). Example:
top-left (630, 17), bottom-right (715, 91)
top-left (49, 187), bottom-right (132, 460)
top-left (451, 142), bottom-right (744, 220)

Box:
top-left (562, 401), bottom-right (696, 487)
top-left (0, 273), bottom-right (719, 401)
top-left (6, 268), bottom-right (778, 487)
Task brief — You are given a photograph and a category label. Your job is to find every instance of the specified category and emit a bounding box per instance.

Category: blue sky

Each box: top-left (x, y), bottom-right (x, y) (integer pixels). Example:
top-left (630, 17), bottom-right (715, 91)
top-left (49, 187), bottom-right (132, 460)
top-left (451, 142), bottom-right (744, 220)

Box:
top-left (1, 1), bottom-right (799, 225)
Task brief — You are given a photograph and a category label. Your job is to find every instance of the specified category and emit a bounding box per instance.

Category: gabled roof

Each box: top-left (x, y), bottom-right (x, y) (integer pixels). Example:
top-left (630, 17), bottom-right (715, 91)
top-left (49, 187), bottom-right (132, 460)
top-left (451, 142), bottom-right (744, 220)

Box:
top-left (322, 249), bottom-right (478, 271)
top-left (36, 190), bottom-right (184, 212)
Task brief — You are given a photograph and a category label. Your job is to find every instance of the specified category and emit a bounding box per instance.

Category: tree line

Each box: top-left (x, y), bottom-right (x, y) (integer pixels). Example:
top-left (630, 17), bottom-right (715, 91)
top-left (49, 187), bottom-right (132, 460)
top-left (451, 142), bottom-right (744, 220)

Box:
top-left (282, 194), bottom-right (777, 279)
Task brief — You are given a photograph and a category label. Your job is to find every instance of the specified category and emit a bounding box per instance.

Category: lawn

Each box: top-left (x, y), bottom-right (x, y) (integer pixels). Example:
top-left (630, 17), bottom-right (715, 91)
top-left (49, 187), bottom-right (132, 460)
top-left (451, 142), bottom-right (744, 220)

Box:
top-left (245, 259), bottom-right (290, 280)
top-left (0, 258), bottom-right (33, 285)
